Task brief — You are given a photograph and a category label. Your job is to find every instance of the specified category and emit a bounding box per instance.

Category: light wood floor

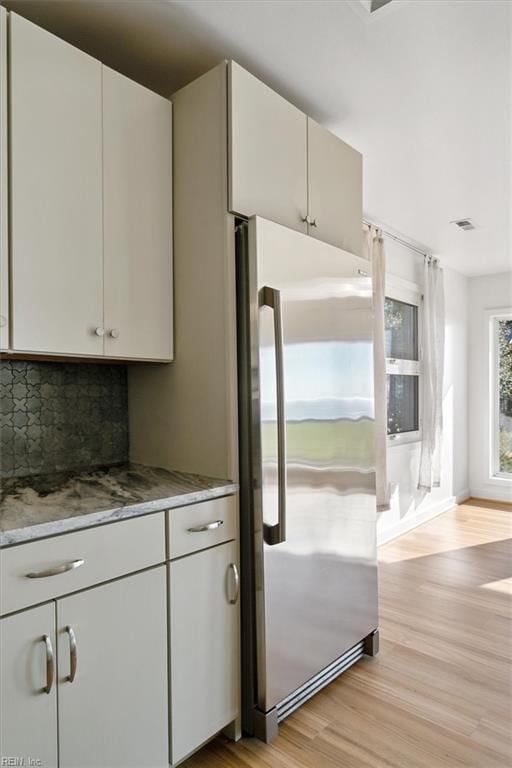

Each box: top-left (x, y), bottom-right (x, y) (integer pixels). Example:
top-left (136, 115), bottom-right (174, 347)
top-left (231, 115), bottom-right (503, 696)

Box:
top-left (183, 498), bottom-right (512, 768)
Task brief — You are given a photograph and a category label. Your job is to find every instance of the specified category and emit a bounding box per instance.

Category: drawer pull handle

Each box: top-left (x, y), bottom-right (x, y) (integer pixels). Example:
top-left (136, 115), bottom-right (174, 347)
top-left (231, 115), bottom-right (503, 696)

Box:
top-left (26, 559), bottom-right (85, 579)
top-left (42, 634), bottom-right (54, 694)
top-left (228, 563), bottom-right (240, 605)
top-left (187, 520), bottom-right (224, 533)
top-left (66, 626), bottom-right (77, 683)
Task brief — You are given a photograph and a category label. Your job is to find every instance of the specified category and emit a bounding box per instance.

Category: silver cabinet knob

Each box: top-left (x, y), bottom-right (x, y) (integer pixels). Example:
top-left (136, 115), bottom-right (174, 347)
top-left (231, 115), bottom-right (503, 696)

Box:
top-left (310, 218), bottom-right (318, 228)
top-left (300, 215), bottom-right (309, 224)
top-left (0, 315), bottom-right (6, 327)
top-left (109, 329), bottom-right (119, 339)
top-left (94, 327), bottom-right (105, 337)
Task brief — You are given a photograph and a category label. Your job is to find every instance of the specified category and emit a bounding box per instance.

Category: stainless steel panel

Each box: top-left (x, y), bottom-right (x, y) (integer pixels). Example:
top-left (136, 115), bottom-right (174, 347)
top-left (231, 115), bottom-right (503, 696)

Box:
top-left (247, 217), bottom-right (378, 713)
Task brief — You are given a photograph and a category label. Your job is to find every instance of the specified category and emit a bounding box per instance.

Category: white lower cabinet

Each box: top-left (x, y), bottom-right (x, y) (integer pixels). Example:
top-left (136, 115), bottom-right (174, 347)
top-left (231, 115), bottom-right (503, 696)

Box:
top-left (0, 603), bottom-right (58, 768)
top-left (169, 540), bottom-right (239, 765)
top-left (0, 566), bottom-right (168, 768)
top-left (58, 566), bottom-right (168, 768)
top-left (0, 501), bottom-right (240, 768)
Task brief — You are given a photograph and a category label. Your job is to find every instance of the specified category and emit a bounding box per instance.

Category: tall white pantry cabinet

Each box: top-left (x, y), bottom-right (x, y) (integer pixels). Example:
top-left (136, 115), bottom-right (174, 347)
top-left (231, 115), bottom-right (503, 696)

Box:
top-left (129, 60), bottom-right (363, 485)
top-left (1, 11), bottom-right (173, 361)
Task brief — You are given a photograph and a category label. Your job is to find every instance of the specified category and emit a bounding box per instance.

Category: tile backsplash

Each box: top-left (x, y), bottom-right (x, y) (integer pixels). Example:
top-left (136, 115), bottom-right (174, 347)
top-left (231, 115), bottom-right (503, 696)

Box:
top-left (0, 361), bottom-right (129, 479)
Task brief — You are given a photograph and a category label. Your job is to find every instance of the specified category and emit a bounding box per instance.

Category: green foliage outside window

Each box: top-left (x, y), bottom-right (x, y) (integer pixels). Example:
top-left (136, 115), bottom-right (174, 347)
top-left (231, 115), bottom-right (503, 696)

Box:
top-left (498, 319), bottom-right (512, 473)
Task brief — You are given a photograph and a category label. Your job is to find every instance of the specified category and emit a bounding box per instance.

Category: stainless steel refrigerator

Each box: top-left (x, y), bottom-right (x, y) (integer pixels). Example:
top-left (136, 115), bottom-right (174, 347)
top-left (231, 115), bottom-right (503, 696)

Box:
top-left (237, 216), bottom-right (379, 743)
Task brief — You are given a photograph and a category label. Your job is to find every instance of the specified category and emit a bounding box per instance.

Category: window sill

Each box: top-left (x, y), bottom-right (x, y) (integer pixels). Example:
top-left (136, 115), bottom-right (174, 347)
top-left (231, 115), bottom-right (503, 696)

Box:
top-left (387, 434), bottom-right (421, 448)
top-left (487, 474), bottom-right (512, 486)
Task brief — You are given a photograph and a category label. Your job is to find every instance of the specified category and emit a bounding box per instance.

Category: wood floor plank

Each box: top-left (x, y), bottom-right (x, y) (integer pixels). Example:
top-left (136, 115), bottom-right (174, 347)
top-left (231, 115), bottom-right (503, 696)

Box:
top-left (181, 500), bottom-right (512, 768)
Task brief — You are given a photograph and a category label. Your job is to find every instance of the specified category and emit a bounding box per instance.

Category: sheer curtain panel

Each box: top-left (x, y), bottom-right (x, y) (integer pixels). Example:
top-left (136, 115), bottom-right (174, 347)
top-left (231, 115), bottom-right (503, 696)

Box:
top-left (418, 257), bottom-right (445, 491)
top-left (364, 225), bottom-right (390, 512)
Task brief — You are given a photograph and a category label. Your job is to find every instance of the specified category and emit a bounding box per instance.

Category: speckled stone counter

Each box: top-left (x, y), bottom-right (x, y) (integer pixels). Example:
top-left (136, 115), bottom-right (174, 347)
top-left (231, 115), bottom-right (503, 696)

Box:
top-left (0, 465), bottom-right (238, 547)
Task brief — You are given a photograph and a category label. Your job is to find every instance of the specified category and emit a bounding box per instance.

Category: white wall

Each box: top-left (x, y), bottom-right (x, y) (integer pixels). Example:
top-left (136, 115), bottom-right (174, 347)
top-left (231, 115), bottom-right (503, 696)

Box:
top-left (377, 239), bottom-right (469, 544)
top-left (468, 272), bottom-right (512, 502)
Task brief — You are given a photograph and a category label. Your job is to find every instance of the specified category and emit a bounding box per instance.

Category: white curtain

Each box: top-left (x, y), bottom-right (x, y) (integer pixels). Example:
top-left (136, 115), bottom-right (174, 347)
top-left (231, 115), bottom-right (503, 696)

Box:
top-left (418, 257), bottom-right (445, 491)
top-left (364, 225), bottom-right (390, 512)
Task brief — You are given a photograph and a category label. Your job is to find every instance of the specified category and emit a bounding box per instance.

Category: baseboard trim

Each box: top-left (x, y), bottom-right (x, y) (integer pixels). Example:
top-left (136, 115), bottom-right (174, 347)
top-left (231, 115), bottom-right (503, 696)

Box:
top-left (377, 496), bottom-right (456, 546)
top-left (469, 487), bottom-right (512, 503)
top-left (456, 488), bottom-right (471, 504)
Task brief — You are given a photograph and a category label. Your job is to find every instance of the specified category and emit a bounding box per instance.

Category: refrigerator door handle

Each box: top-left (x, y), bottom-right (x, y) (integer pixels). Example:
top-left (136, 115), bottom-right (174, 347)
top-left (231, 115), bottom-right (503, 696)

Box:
top-left (259, 285), bottom-right (286, 546)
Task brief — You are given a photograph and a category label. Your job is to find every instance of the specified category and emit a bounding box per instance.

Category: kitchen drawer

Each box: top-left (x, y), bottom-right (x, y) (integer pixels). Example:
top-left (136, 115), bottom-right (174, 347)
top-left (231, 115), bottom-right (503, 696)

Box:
top-left (168, 496), bottom-right (236, 560)
top-left (0, 512), bottom-right (165, 615)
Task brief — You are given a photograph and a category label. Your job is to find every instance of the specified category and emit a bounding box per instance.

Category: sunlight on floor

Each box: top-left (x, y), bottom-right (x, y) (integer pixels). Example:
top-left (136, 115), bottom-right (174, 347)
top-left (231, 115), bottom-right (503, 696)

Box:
top-left (481, 577), bottom-right (512, 594)
top-left (379, 499), bottom-right (512, 564)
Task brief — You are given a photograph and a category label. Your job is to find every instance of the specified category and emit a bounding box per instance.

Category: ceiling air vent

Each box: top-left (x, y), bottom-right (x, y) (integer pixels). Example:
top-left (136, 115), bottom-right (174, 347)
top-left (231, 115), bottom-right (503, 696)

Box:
top-left (352, 0), bottom-right (404, 20)
top-left (358, 0), bottom-right (394, 11)
top-left (453, 219), bottom-right (475, 231)
top-left (370, 0), bottom-right (393, 11)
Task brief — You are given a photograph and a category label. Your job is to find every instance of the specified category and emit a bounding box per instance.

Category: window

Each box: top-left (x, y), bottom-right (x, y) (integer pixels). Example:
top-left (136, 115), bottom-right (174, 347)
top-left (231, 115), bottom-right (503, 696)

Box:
top-left (491, 311), bottom-right (512, 478)
top-left (385, 292), bottom-right (421, 443)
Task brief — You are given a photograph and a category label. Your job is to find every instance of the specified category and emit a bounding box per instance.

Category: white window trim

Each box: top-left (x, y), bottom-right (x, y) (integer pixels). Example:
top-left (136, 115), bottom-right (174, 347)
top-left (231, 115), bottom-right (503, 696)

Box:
top-left (385, 275), bottom-right (422, 447)
top-left (488, 308), bottom-right (512, 482)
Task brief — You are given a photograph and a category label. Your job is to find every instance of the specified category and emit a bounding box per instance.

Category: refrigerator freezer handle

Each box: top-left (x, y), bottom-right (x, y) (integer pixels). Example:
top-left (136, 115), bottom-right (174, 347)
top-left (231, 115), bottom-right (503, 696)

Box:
top-left (259, 285), bottom-right (286, 546)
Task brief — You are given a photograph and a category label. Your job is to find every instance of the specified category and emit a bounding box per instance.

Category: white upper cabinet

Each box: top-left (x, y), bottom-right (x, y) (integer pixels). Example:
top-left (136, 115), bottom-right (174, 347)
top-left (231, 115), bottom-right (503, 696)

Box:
top-left (103, 67), bottom-right (173, 361)
top-left (10, 13), bottom-right (104, 356)
top-left (228, 61), bottom-right (308, 235)
top-left (6, 13), bottom-right (173, 361)
top-left (228, 61), bottom-right (363, 255)
top-left (0, 7), bottom-right (8, 351)
top-left (307, 117), bottom-right (363, 255)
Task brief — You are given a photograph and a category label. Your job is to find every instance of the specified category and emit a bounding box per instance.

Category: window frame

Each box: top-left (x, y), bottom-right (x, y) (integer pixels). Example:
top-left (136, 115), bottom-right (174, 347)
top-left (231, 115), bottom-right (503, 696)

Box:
top-left (385, 276), bottom-right (422, 447)
top-left (489, 308), bottom-right (512, 480)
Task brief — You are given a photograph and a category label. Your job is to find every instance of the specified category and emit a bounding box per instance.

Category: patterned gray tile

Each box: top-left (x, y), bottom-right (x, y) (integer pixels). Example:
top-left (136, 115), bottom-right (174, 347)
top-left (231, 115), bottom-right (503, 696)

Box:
top-left (0, 361), bottom-right (128, 479)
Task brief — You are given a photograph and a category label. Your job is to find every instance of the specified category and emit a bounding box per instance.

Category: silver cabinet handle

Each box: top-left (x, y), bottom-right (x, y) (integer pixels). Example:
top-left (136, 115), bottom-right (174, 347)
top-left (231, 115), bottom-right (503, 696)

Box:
top-left (66, 626), bottom-right (77, 683)
top-left (26, 559), bottom-right (85, 579)
top-left (42, 634), bottom-right (54, 695)
top-left (109, 328), bottom-right (119, 339)
top-left (300, 215), bottom-right (317, 228)
top-left (259, 286), bottom-right (287, 546)
top-left (228, 563), bottom-right (240, 605)
top-left (187, 520), bottom-right (224, 533)
top-left (94, 327), bottom-right (105, 337)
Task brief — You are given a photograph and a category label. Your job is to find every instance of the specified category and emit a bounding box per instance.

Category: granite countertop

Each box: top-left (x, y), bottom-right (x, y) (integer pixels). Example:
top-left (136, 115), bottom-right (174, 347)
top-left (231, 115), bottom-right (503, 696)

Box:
top-left (0, 464), bottom-right (238, 547)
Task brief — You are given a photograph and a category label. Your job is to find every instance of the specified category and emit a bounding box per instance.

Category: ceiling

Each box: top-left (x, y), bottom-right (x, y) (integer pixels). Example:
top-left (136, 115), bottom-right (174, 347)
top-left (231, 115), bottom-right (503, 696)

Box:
top-left (3, 0), bottom-right (511, 276)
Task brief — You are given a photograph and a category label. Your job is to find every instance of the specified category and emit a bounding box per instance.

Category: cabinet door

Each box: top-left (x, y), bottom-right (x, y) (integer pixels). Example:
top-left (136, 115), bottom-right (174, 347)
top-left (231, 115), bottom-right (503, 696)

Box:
top-left (10, 13), bottom-right (103, 355)
top-left (103, 66), bottom-right (173, 361)
top-left (229, 61), bottom-right (307, 234)
top-left (170, 540), bottom-right (239, 765)
top-left (0, 603), bottom-right (58, 767)
top-left (307, 117), bottom-right (363, 256)
top-left (0, 7), bottom-right (8, 350)
top-left (57, 567), bottom-right (168, 768)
